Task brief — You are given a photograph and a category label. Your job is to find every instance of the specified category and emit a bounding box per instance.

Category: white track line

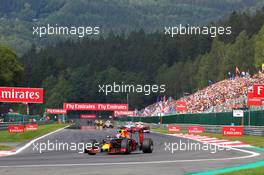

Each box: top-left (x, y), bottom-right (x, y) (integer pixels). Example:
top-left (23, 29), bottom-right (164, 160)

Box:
top-left (0, 147), bottom-right (259, 168)
top-left (0, 125), bottom-right (69, 156)
top-left (198, 138), bottom-right (218, 141)
top-left (0, 131), bottom-right (260, 168)
top-left (205, 140), bottom-right (230, 143)
top-left (175, 134), bottom-right (251, 147)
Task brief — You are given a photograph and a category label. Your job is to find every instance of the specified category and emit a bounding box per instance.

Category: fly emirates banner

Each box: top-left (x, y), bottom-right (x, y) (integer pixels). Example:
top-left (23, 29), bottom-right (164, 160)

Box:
top-left (0, 87), bottom-right (44, 103)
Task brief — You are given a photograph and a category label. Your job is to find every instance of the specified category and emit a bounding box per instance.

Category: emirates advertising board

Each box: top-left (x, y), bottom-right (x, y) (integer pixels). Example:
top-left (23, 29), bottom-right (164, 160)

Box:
top-left (80, 114), bottom-right (97, 119)
top-left (0, 87), bottom-right (44, 103)
top-left (25, 124), bottom-right (39, 131)
top-left (167, 125), bottom-right (181, 133)
top-left (64, 103), bottom-right (128, 111)
top-left (222, 126), bottom-right (244, 136)
top-left (8, 125), bottom-right (25, 133)
top-left (46, 108), bottom-right (67, 114)
top-left (114, 111), bottom-right (135, 117)
top-left (247, 92), bottom-right (262, 106)
top-left (175, 101), bottom-right (187, 111)
top-left (252, 84), bottom-right (264, 98)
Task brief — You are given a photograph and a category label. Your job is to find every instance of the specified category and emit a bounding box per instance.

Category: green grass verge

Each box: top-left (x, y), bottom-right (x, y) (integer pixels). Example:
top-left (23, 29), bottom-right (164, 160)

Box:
top-left (0, 145), bottom-right (13, 150)
top-left (152, 128), bottom-right (264, 147)
top-left (0, 123), bottom-right (68, 143)
top-left (218, 166), bottom-right (264, 175)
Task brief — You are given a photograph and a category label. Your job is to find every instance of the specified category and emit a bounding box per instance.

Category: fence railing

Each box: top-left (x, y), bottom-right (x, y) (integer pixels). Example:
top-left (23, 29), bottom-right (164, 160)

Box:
top-left (156, 124), bottom-right (264, 136)
top-left (116, 121), bottom-right (264, 136)
top-left (0, 121), bottom-right (55, 131)
top-left (117, 110), bottom-right (264, 126)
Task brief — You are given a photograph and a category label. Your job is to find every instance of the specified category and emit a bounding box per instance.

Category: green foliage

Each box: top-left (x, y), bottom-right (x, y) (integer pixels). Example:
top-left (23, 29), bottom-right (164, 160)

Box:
top-left (1, 0), bottom-right (264, 54)
top-left (19, 15), bottom-right (264, 111)
top-left (254, 26), bottom-right (264, 69)
top-left (19, 28), bottom-right (259, 109)
top-left (44, 75), bottom-right (73, 108)
top-left (0, 45), bottom-right (23, 86)
top-left (5, 4), bottom-right (262, 112)
top-left (229, 31), bottom-right (255, 72)
top-left (195, 27), bottom-right (263, 88)
top-left (20, 30), bottom-right (212, 109)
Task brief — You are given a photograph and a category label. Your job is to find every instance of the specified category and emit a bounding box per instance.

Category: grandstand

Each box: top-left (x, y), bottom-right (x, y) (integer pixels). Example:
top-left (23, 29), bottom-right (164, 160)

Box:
top-left (140, 73), bottom-right (264, 116)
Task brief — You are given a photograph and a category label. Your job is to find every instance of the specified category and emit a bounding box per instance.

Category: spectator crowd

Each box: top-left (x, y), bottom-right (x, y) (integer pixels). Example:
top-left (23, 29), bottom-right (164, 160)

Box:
top-left (139, 72), bottom-right (264, 116)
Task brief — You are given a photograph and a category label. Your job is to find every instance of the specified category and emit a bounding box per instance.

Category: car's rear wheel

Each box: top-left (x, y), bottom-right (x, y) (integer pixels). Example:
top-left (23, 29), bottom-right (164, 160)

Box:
top-left (142, 138), bottom-right (153, 153)
top-left (121, 138), bottom-right (131, 154)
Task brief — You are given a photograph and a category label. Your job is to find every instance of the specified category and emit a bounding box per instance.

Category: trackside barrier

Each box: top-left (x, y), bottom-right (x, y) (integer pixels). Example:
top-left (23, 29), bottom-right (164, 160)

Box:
top-left (116, 111), bottom-right (264, 136)
top-left (116, 121), bottom-right (264, 136)
top-left (116, 110), bottom-right (264, 126)
top-left (0, 121), bottom-right (55, 131)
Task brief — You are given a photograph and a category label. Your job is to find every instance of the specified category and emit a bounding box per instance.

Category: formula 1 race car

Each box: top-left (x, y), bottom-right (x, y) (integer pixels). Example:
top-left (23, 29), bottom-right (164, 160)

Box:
top-left (124, 121), bottom-right (135, 129)
top-left (134, 122), bottom-right (150, 133)
top-left (103, 120), bottom-right (114, 128)
top-left (123, 122), bottom-right (150, 133)
top-left (84, 128), bottom-right (153, 155)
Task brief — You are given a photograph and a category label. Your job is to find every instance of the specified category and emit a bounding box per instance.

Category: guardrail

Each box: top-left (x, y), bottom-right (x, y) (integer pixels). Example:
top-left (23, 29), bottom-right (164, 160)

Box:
top-left (152, 123), bottom-right (264, 136)
top-left (117, 110), bottom-right (264, 126)
top-left (116, 121), bottom-right (264, 136)
top-left (0, 121), bottom-right (55, 131)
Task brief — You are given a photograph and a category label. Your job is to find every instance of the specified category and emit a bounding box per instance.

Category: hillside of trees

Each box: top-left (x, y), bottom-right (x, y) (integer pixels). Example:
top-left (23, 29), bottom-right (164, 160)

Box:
top-left (0, 45), bottom-right (23, 86)
top-left (16, 8), bottom-right (264, 113)
top-left (1, 0), bottom-right (264, 55)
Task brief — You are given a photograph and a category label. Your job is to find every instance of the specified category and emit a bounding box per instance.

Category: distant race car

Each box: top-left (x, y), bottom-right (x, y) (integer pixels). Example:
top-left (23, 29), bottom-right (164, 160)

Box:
top-left (84, 128), bottom-right (153, 155)
top-left (124, 121), bottom-right (135, 129)
top-left (103, 120), bottom-right (113, 128)
top-left (134, 122), bottom-right (150, 133)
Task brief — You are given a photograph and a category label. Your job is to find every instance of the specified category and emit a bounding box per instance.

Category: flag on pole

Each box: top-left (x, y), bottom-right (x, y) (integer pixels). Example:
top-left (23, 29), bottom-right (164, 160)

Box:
top-left (163, 96), bottom-right (166, 103)
top-left (235, 66), bottom-right (240, 76)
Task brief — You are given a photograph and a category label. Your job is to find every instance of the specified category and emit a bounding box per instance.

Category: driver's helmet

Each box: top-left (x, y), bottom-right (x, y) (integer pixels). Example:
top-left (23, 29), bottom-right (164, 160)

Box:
top-left (118, 129), bottom-right (130, 138)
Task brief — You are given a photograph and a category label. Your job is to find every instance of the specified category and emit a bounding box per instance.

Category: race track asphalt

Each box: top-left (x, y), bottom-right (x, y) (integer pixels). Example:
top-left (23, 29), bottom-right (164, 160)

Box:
top-left (0, 128), bottom-right (263, 175)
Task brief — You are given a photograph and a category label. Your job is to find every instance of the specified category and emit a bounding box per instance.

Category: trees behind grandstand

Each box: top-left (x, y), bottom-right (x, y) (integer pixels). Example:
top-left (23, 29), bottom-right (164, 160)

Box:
top-left (0, 45), bottom-right (23, 86)
top-left (19, 8), bottom-right (264, 111)
top-left (1, 0), bottom-right (263, 55)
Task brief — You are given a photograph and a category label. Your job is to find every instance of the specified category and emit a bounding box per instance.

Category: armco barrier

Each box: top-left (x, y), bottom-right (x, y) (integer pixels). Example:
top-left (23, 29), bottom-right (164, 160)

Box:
top-left (0, 121), bottom-right (55, 131)
top-left (117, 110), bottom-right (264, 126)
top-left (115, 121), bottom-right (264, 136)
top-left (177, 124), bottom-right (264, 136)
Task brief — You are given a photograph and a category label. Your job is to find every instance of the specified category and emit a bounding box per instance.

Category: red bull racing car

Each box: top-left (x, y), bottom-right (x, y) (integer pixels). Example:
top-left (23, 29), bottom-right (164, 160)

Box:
top-left (84, 128), bottom-right (153, 155)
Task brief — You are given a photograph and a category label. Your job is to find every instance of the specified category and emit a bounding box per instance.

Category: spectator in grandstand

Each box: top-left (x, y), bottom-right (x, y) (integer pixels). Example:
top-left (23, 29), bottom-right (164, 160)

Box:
top-left (235, 67), bottom-right (240, 76)
top-left (228, 71), bottom-right (231, 79)
top-left (241, 71), bottom-right (245, 77)
top-left (139, 72), bottom-right (264, 116)
top-left (208, 80), bottom-right (213, 86)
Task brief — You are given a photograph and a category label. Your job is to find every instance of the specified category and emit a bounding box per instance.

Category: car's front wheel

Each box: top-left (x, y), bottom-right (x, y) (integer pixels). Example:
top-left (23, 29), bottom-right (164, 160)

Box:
top-left (142, 138), bottom-right (153, 153)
